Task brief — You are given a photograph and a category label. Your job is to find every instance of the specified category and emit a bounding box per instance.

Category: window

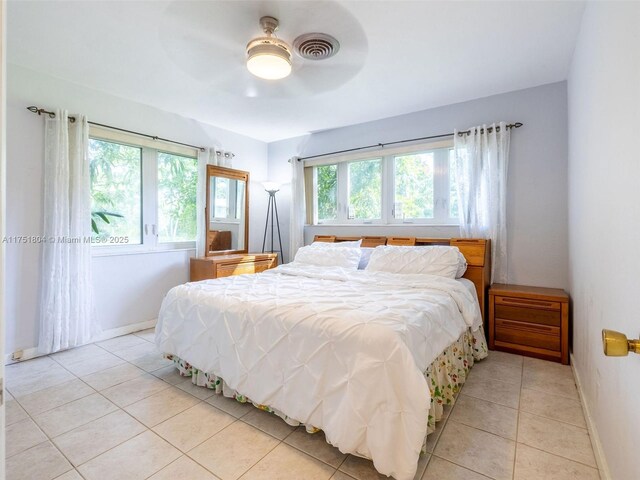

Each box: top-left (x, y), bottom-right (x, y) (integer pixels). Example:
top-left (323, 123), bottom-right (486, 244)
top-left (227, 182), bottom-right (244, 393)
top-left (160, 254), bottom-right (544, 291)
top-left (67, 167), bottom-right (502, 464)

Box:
top-left (89, 139), bottom-right (143, 244)
top-left (348, 158), bottom-right (381, 220)
top-left (210, 176), bottom-right (245, 222)
top-left (212, 177), bottom-right (231, 219)
top-left (449, 149), bottom-right (459, 219)
top-left (315, 164), bottom-right (338, 221)
top-left (157, 152), bottom-right (198, 243)
top-left (393, 152), bottom-right (434, 220)
top-left (310, 142), bottom-right (458, 225)
top-left (89, 129), bottom-right (198, 252)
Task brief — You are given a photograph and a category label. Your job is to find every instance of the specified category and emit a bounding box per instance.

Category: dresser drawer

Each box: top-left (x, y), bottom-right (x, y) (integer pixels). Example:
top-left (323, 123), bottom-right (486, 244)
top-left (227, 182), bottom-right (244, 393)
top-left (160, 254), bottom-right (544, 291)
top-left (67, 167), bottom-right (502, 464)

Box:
top-left (216, 259), bottom-right (274, 278)
top-left (495, 319), bottom-right (560, 351)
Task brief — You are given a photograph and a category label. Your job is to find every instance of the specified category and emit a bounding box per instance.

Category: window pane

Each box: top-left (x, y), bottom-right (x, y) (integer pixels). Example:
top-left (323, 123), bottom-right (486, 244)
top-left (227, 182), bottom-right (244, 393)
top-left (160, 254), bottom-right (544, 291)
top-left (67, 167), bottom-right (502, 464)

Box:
top-left (157, 152), bottom-right (198, 243)
top-left (316, 164), bottom-right (338, 221)
top-left (449, 149), bottom-right (459, 219)
top-left (348, 159), bottom-right (382, 220)
top-left (235, 181), bottom-right (245, 220)
top-left (393, 153), bottom-right (434, 219)
top-left (213, 177), bottom-right (230, 218)
top-left (89, 138), bottom-right (142, 245)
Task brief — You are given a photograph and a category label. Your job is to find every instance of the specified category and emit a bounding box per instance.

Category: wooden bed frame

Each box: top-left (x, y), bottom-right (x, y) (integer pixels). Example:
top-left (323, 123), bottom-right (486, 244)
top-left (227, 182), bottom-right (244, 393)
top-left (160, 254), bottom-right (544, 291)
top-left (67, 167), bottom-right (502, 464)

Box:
top-left (313, 235), bottom-right (491, 323)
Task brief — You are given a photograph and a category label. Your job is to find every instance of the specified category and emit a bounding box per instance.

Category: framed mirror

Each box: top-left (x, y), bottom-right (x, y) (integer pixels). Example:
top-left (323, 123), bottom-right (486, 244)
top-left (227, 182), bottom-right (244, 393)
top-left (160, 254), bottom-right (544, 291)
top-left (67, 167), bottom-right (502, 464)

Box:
top-left (205, 165), bottom-right (249, 256)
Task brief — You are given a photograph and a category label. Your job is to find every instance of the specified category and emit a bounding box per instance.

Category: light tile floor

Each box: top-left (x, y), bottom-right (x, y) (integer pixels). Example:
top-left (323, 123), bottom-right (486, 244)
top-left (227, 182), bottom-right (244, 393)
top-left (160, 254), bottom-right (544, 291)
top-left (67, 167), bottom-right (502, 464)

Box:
top-left (5, 331), bottom-right (601, 480)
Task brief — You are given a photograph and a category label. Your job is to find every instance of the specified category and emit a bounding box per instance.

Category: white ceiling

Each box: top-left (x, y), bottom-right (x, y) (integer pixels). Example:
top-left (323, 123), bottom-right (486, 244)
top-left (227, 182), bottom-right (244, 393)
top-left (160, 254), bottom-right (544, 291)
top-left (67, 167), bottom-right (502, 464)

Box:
top-left (8, 0), bottom-right (585, 142)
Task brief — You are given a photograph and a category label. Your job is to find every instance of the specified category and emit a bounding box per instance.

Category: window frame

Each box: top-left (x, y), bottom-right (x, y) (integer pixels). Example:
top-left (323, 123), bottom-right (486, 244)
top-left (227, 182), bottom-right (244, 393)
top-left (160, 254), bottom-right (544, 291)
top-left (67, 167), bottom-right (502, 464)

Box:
top-left (309, 139), bottom-right (459, 227)
top-left (89, 127), bottom-right (199, 256)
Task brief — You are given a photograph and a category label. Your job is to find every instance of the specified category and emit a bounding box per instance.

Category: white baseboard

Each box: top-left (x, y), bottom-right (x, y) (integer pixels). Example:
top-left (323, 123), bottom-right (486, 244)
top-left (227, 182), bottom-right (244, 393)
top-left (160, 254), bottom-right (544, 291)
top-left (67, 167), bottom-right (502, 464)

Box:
top-left (5, 318), bottom-right (157, 365)
top-left (570, 353), bottom-right (611, 480)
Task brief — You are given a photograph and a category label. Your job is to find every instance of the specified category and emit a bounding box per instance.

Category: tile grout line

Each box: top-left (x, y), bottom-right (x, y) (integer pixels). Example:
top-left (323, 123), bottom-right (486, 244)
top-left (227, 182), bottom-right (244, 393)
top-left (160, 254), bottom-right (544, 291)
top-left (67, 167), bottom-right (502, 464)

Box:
top-left (11, 334), bottom-right (157, 413)
top-left (8, 349), bottom-right (125, 475)
top-left (14, 338), bottom-right (594, 480)
top-left (13, 338), bottom-right (164, 415)
top-left (13, 356), bottom-right (145, 474)
top-left (512, 357), bottom-right (524, 479)
top-left (429, 454), bottom-right (494, 479)
top-left (518, 383), bottom-right (582, 402)
top-left (426, 434), bottom-right (500, 480)
top-left (516, 441), bottom-right (601, 471)
top-left (425, 354), bottom-right (520, 480)
top-left (11, 339), bottom-right (490, 480)
top-left (518, 408), bottom-right (590, 430)
top-left (279, 428), bottom-right (349, 472)
top-left (57, 363), bottom-right (217, 473)
top-left (7, 334), bottom-right (221, 480)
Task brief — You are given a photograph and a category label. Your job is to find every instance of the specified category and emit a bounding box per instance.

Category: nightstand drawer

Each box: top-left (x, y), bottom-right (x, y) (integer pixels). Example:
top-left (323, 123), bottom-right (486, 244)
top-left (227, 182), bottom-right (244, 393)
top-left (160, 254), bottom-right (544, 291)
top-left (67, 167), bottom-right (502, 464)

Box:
top-left (216, 259), bottom-right (274, 278)
top-left (495, 295), bottom-right (561, 311)
top-left (495, 304), bottom-right (561, 327)
top-left (495, 319), bottom-right (560, 351)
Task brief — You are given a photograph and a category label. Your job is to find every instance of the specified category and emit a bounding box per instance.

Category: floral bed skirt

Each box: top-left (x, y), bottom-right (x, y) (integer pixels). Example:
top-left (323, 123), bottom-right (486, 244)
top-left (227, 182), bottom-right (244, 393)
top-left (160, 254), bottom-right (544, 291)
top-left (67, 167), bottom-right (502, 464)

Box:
top-left (165, 327), bottom-right (488, 450)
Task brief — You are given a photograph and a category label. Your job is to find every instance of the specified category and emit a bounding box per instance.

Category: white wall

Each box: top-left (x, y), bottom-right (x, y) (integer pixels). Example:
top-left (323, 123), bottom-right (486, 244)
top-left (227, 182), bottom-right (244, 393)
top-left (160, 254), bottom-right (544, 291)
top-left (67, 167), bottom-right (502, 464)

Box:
top-left (0, 0), bottom-right (7, 470)
top-left (6, 65), bottom-right (269, 356)
top-left (269, 82), bottom-right (569, 291)
top-left (568, 3), bottom-right (640, 478)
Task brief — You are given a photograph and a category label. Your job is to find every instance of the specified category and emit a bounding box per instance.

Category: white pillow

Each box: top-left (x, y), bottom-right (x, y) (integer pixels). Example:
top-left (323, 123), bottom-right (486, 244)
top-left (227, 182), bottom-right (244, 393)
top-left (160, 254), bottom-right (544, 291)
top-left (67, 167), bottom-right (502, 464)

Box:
top-left (365, 245), bottom-right (467, 278)
top-left (455, 251), bottom-right (468, 278)
top-left (294, 245), bottom-right (362, 269)
top-left (358, 247), bottom-right (374, 270)
top-left (311, 240), bottom-right (362, 248)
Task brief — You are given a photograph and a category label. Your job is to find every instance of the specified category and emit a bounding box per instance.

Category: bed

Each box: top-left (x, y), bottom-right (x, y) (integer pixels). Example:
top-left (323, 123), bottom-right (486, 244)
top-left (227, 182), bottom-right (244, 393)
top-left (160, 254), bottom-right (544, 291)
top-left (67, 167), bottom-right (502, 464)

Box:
top-left (155, 237), bottom-right (490, 480)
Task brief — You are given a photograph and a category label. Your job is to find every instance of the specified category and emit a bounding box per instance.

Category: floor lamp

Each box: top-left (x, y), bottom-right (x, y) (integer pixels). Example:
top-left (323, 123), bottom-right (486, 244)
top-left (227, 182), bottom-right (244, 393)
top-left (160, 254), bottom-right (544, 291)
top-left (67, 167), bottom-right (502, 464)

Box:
top-left (261, 182), bottom-right (283, 263)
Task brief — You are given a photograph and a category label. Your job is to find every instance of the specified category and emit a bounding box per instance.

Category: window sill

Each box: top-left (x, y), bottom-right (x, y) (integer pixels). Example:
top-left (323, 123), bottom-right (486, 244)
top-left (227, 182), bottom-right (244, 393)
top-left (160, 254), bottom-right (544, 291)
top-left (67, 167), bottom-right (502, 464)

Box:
top-left (309, 224), bottom-right (461, 228)
top-left (92, 246), bottom-right (196, 258)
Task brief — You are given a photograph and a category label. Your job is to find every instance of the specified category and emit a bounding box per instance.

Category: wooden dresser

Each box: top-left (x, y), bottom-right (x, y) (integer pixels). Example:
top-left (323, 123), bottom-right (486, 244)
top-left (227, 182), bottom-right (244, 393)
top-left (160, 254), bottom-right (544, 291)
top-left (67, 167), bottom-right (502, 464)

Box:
top-left (488, 284), bottom-right (569, 364)
top-left (190, 253), bottom-right (278, 282)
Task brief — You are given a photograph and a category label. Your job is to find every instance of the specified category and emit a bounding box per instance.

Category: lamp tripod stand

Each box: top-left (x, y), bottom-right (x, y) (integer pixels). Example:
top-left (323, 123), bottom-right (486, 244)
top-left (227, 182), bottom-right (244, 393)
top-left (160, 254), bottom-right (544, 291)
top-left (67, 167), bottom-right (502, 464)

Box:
top-left (262, 187), bottom-right (283, 263)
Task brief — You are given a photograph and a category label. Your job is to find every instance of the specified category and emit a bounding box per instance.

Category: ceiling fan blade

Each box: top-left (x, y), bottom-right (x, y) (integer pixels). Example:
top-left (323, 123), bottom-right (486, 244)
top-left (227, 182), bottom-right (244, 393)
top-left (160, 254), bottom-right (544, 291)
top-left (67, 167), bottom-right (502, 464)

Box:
top-left (158, 0), bottom-right (368, 96)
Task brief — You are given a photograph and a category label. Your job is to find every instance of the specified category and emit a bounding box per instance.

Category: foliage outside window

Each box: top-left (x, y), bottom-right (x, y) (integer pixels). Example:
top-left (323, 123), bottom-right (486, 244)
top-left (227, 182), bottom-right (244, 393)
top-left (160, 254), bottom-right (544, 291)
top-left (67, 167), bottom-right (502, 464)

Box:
top-left (89, 135), bottom-right (197, 251)
top-left (393, 153), bottom-right (434, 220)
top-left (348, 159), bottom-right (381, 220)
top-left (89, 139), bottom-right (142, 244)
top-left (316, 164), bottom-right (338, 221)
top-left (157, 152), bottom-right (198, 243)
top-left (311, 145), bottom-right (458, 225)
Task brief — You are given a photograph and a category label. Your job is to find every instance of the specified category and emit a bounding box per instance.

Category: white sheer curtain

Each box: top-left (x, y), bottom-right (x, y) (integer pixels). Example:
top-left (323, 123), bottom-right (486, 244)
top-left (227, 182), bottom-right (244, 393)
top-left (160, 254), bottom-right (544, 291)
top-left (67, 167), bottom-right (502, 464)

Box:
top-left (454, 122), bottom-right (511, 283)
top-left (289, 157), bottom-right (305, 261)
top-left (39, 109), bottom-right (97, 354)
top-left (195, 147), bottom-right (234, 257)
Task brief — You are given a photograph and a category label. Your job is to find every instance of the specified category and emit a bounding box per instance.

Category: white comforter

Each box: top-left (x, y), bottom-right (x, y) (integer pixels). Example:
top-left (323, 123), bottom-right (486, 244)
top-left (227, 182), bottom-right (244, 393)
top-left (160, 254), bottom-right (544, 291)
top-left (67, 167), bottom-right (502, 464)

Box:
top-left (155, 264), bottom-right (482, 480)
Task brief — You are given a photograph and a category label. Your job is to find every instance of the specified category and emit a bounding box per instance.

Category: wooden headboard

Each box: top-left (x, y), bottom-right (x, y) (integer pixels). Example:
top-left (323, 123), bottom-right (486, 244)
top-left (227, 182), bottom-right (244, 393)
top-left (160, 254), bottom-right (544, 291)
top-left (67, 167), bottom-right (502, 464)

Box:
top-left (313, 235), bottom-right (492, 323)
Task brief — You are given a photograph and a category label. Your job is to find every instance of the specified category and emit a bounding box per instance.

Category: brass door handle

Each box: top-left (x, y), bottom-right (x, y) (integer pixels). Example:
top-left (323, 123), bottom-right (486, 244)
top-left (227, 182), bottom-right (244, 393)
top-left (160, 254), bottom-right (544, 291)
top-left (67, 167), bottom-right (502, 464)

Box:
top-left (602, 329), bottom-right (640, 356)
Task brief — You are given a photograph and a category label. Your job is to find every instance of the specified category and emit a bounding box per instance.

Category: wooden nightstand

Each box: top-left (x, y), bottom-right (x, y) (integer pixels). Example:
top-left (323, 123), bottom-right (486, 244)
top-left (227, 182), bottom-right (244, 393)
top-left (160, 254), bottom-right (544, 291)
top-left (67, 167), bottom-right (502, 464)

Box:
top-left (190, 253), bottom-right (278, 282)
top-left (489, 284), bottom-right (570, 364)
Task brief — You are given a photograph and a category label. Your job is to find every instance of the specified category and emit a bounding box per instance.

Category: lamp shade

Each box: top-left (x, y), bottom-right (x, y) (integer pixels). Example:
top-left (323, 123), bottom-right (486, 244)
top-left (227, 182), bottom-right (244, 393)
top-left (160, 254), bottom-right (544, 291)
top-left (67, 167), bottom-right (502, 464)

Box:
top-left (262, 181), bottom-right (281, 193)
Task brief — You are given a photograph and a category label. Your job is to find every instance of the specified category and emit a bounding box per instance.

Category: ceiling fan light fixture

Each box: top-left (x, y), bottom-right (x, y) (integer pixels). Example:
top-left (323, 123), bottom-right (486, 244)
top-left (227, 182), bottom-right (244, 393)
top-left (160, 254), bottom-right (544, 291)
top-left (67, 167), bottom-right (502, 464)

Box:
top-left (246, 38), bottom-right (292, 80)
top-left (246, 16), bottom-right (292, 80)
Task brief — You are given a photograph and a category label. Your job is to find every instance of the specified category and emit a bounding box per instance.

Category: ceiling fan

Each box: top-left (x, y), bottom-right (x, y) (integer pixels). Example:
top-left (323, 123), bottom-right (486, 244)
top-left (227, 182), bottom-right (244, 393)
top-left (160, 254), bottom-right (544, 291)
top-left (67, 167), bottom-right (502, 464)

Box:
top-left (246, 15), bottom-right (339, 80)
top-left (158, 1), bottom-right (368, 98)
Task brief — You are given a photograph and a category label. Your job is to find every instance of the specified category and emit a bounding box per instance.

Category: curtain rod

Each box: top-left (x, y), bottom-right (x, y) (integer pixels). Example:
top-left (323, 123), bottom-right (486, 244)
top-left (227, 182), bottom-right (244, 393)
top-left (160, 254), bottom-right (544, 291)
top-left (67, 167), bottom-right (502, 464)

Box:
top-left (27, 106), bottom-right (206, 152)
top-left (295, 122), bottom-right (523, 161)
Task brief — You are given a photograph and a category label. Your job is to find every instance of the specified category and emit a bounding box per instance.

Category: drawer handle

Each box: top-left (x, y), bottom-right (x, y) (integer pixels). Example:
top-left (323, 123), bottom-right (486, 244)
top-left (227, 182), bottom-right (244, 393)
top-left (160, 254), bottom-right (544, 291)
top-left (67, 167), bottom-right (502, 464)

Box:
top-left (499, 320), bottom-right (556, 333)
top-left (500, 297), bottom-right (555, 308)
